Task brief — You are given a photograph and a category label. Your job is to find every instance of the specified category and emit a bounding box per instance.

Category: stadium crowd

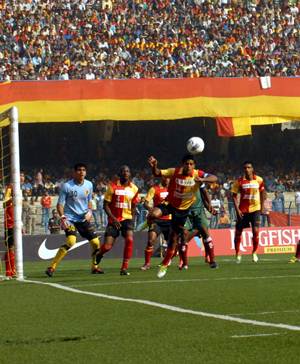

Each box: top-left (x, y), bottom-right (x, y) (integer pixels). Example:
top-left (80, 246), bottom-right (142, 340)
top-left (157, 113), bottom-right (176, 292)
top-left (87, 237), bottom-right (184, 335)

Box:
top-left (8, 162), bottom-right (300, 198)
top-left (0, 0), bottom-right (299, 81)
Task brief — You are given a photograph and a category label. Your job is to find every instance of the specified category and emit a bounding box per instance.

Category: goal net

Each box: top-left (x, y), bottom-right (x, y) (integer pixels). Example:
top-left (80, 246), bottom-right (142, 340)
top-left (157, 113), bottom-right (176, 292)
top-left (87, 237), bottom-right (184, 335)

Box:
top-left (0, 107), bottom-right (23, 280)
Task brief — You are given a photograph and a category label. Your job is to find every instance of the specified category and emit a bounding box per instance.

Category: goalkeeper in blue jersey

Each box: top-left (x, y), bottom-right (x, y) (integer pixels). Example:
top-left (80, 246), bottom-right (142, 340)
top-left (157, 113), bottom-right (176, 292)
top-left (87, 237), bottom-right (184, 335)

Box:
top-left (45, 163), bottom-right (102, 277)
top-left (179, 185), bottom-right (218, 270)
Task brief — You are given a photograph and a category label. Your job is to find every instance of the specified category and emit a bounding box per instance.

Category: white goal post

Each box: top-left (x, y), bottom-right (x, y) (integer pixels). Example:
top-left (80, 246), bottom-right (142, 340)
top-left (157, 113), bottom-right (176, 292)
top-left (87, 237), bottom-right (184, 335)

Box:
top-left (0, 106), bottom-right (23, 280)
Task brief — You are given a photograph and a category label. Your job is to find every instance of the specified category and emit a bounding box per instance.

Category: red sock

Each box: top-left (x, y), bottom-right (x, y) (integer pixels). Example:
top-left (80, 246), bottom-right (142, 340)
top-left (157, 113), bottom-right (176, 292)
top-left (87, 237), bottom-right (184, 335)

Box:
top-left (204, 237), bottom-right (215, 263)
top-left (295, 240), bottom-right (300, 258)
top-left (144, 246), bottom-right (153, 265)
top-left (100, 243), bottom-right (112, 256)
top-left (121, 237), bottom-right (133, 270)
top-left (162, 247), bottom-right (175, 266)
top-left (234, 234), bottom-right (242, 255)
top-left (252, 235), bottom-right (259, 253)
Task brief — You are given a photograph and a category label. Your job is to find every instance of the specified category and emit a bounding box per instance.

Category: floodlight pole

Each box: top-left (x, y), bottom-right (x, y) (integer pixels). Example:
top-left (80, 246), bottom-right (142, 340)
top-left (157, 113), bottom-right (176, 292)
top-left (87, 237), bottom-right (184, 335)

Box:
top-left (10, 106), bottom-right (24, 280)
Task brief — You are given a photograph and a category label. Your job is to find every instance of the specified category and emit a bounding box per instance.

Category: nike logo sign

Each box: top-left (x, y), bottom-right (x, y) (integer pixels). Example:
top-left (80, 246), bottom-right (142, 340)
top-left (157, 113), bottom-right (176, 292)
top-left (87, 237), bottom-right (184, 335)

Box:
top-left (38, 238), bottom-right (90, 260)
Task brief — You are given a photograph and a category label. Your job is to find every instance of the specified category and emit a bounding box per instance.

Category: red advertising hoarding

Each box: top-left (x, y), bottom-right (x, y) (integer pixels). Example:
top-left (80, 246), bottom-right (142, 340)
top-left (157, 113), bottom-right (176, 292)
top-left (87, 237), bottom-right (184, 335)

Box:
top-left (188, 226), bottom-right (300, 257)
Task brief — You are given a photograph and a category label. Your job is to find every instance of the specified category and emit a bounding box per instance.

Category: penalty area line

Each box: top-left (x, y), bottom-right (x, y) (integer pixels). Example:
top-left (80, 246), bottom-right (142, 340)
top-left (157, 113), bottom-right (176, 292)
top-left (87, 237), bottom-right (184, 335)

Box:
top-left (23, 278), bottom-right (300, 333)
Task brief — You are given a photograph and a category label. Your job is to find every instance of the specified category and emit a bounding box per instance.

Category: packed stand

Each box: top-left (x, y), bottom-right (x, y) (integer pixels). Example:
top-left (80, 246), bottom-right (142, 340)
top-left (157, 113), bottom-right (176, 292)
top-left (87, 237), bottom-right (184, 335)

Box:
top-left (0, 0), bottom-right (299, 81)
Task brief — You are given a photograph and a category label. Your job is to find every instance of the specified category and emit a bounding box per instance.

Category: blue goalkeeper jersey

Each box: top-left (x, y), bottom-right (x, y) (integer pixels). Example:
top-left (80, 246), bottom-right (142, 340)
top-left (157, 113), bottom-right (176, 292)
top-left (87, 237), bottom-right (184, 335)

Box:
top-left (57, 179), bottom-right (93, 222)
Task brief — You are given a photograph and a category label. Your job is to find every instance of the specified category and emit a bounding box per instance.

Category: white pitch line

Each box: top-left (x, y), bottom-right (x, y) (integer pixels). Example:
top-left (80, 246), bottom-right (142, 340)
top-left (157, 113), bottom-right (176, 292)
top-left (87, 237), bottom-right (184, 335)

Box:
top-left (230, 310), bottom-right (300, 317)
top-left (69, 274), bottom-right (300, 288)
top-left (231, 333), bottom-right (281, 338)
top-left (222, 258), bottom-right (281, 262)
top-left (23, 278), bottom-right (300, 332)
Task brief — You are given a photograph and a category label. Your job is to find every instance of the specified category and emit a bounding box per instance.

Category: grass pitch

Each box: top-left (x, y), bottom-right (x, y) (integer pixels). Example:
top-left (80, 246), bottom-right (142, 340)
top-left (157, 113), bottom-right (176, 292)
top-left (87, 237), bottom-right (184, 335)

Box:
top-left (1, 254), bottom-right (300, 364)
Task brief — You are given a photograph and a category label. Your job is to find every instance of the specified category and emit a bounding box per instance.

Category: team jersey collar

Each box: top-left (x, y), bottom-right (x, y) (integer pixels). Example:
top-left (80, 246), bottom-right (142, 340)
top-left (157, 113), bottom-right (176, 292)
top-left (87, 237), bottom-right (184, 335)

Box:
top-left (180, 167), bottom-right (195, 177)
top-left (73, 178), bottom-right (85, 186)
top-left (243, 174), bottom-right (257, 181)
top-left (117, 179), bottom-right (131, 187)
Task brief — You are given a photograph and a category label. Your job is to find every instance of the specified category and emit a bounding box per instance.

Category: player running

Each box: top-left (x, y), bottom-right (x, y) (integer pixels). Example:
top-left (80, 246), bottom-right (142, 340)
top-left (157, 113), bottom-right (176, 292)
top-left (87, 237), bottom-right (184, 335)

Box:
top-left (148, 154), bottom-right (217, 278)
top-left (140, 176), bottom-right (171, 271)
top-left (45, 163), bottom-right (102, 277)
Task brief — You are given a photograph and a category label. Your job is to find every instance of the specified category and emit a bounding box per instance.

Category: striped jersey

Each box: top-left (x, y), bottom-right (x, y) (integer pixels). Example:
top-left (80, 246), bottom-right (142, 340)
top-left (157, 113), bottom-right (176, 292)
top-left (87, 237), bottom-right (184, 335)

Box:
top-left (161, 167), bottom-right (205, 210)
top-left (145, 185), bottom-right (171, 220)
top-left (231, 175), bottom-right (265, 213)
top-left (104, 180), bottom-right (139, 222)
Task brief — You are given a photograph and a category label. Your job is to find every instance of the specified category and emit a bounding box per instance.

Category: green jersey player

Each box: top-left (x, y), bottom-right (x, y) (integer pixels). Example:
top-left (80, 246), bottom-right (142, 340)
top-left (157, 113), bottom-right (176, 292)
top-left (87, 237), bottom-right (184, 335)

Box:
top-left (180, 186), bottom-right (218, 269)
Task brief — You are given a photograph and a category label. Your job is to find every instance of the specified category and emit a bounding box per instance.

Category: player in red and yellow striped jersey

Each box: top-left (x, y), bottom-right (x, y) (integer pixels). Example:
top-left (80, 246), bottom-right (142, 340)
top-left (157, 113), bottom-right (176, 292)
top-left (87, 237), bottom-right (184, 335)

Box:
top-left (95, 165), bottom-right (139, 275)
top-left (3, 172), bottom-right (25, 278)
top-left (148, 154), bottom-right (217, 278)
top-left (140, 176), bottom-right (171, 270)
top-left (231, 161), bottom-right (265, 264)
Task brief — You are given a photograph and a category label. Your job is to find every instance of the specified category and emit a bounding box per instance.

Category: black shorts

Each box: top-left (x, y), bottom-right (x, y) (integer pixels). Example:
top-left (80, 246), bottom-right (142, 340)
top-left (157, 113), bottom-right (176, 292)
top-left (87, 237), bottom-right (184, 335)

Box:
top-left (65, 220), bottom-right (98, 241)
top-left (158, 204), bottom-right (190, 233)
top-left (149, 220), bottom-right (171, 241)
top-left (4, 228), bottom-right (14, 248)
top-left (236, 211), bottom-right (261, 230)
top-left (105, 219), bottom-right (134, 239)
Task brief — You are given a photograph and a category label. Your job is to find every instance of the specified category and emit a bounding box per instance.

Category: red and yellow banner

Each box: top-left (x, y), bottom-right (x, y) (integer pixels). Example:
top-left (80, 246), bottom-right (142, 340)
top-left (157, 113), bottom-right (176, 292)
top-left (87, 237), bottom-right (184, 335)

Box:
top-left (1, 78), bottom-right (300, 135)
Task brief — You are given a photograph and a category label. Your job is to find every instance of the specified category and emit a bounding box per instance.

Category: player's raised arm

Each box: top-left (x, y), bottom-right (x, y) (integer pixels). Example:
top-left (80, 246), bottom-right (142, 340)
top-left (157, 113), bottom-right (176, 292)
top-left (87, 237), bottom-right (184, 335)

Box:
top-left (148, 156), bottom-right (161, 177)
top-left (195, 173), bottom-right (218, 184)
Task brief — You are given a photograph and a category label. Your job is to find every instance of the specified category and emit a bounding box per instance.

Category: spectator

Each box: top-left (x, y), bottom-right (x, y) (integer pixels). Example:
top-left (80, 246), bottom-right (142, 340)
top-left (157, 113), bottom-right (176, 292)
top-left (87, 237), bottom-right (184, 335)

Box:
top-left (264, 173), bottom-right (276, 192)
top-left (0, 1), bottom-right (298, 81)
top-left (91, 192), bottom-right (100, 229)
top-left (40, 190), bottom-right (52, 233)
top-left (21, 176), bottom-right (32, 195)
top-left (210, 194), bottom-right (222, 228)
top-left (85, 68), bottom-right (96, 80)
top-left (274, 179), bottom-right (286, 212)
top-left (132, 173), bottom-right (145, 192)
top-left (32, 169), bottom-right (44, 201)
top-left (135, 196), bottom-right (148, 228)
top-left (224, 180), bottom-right (236, 223)
top-left (261, 194), bottom-right (272, 227)
top-left (22, 192), bottom-right (30, 233)
top-left (295, 190), bottom-right (300, 214)
top-left (97, 189), bottom-right (107, 229)
top-left (272, 191), bottom-right (284, 213)
top-left (26, 197), bottom-right (38, 235)
top-left (48, 209), bottom-right (61, 234)
top-left (218, 209), bottom-right (231, 229)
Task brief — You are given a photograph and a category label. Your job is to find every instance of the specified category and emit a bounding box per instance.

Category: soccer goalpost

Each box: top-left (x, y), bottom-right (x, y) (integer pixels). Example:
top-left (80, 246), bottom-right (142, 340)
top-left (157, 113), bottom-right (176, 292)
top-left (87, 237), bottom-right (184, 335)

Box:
top-left (0, 106), bottom-right (23, 280)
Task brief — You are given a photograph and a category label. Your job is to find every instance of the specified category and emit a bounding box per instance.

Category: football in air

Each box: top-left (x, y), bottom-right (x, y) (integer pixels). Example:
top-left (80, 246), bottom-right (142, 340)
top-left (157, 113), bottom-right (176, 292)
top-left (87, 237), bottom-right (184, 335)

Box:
top-left (186, 137), bottom-right (205, 155)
